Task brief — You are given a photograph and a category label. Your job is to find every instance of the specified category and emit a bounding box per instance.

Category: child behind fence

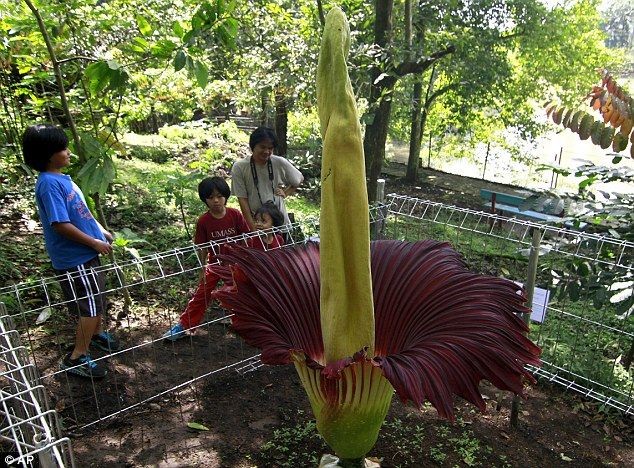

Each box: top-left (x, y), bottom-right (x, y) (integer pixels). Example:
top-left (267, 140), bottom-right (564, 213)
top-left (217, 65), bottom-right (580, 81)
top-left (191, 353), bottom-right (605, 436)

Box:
top-left (162, 176), bottom-right (250, 341)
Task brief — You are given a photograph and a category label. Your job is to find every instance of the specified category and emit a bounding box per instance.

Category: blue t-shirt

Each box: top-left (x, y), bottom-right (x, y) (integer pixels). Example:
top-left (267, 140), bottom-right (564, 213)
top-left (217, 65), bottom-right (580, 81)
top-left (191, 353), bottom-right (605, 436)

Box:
top-left (35, 172), bottom-right (105, 270)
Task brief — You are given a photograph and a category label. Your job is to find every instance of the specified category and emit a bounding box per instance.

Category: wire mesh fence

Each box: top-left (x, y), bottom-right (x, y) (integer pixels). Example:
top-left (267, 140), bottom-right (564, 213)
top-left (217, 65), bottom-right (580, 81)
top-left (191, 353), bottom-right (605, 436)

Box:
top-left (383, 194), bottom-right (634, 415)
top-left (0, 198), bottom-right (632, 466)
top-left (0, 305), bottom-right (74, 468)
top-left (0, 221), bottom-right (322, 466)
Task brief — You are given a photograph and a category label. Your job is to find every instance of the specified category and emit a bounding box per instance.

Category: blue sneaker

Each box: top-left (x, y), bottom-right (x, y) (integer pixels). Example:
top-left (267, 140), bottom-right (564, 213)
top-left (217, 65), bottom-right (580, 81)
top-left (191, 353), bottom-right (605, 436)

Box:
top-left (60, 353), bottom-right (107, 379)
top-left (91, 331), bottom-right (120, 352)
top-left (162, 323), bottom-right (186, 341)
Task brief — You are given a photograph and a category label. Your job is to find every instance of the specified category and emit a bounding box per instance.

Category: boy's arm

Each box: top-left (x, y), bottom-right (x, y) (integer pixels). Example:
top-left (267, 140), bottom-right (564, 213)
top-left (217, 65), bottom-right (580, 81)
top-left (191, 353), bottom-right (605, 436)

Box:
top-left (52, 222), bottom-right (113, 255)
top-left (94, 219), bottom-right (114, 243)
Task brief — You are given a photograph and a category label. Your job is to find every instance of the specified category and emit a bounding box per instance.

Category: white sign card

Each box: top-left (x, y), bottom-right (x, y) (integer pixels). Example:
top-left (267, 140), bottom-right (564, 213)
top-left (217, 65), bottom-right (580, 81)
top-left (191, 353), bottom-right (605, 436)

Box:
top-left (514, 281), bottom-right (550, 324)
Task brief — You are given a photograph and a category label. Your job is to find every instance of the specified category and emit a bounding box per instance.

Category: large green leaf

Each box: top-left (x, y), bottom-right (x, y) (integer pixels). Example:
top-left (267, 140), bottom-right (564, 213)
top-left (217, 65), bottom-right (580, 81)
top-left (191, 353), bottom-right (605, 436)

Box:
top-left (612, 132), bottom-right (628, 152)
top-left (569, 110), bottom-right (584, 132)
top-left (136, 15), bottom-right (153, 37)
top-left (600, 126), bottom-right (614, 150)
top-left (590, 121), bottom-right (604, 145)
top-left (128, 36), bottom-right (149, 53)
top-left (174, 50), bottom-right (187, 71)
top-left (151, 39), bottom-right (177, 59)
top-left (172, 21), bottom-right (184, 38)
top-left (84, 61), bottom-right (111, 96)
top-left (193, 60), bottom-right (208, 88)
top-left (578, 115), bottom-right (594, 140)
top-left (562, 108), bottom-right (573, 128)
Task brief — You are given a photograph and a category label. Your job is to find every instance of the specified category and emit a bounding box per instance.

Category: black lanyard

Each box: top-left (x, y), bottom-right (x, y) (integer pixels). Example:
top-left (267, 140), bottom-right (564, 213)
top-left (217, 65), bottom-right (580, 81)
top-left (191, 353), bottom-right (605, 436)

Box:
top-left (250, 157), bottom-right (275, 205)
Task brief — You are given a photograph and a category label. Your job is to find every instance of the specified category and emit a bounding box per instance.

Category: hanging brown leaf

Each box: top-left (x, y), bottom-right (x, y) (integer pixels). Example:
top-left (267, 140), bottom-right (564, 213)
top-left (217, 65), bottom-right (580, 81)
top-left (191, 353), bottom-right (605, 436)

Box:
top-left (578, 115), bottom-right (594, 140)
top-left (552, 107), bottom-right (564, 125)
top-left (591, 98), bottom-right (602, 111)
top-left (606, 76), bottom-right (616, 94)
top-left (612, 133), bottom-right (628, 152)
top-left (590, 121), bottom-right (604, 145)
top-left (570, 111), bottom-right (584, 132)
top-left (586, 86), bottom-right (603, 99)
top-left (614, 85), bottom-right (625, 101)
top-left (612, 112), bottom-right (625, 129)
top-left (620, 118), bottom-right (633, 138)
top-left (545, 102), bottom-right (557, 118)
top-left (600, 126), bottom-right (614, 150)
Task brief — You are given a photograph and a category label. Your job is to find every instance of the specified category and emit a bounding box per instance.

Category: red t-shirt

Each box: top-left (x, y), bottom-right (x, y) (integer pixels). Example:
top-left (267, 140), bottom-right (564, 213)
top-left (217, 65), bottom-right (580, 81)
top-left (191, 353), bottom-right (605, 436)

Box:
top-left (194, 207), bottom-right (250, 244)
top-left (247, 234), bottom-right (285, 251)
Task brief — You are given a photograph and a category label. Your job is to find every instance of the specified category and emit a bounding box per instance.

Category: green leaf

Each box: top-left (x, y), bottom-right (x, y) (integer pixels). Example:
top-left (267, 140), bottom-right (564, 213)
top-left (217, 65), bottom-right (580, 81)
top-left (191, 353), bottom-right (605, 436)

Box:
top-left (562, 108), bottom-right (573, 128)
top-left (578, 115), bottom-right (594, 140)
top-left (107, 69), bottom-right (129, 92)
top-left (128, 36), bottom-right (149, 53)
top-left (187, 422), bottom-right (209, 431)
top-left (611, 133), bottom-right (628, 152)
top-left (76, 156), bottom-right (100, 180)
top-left (567, 281), bottom-right (581, 301)
top-left (136, 15), bottom-right (153, 37)
top-left (84, 61), bottom-right (111, 97)
top-left (193, 61), bottom-right (208, 88)
top-left (599, 126), bottom-right (614, 150)
top-left (151, 39), bottom-right (177, 58)
top-left (174, 50), bottom-right (187, 71)
top-left (172, 21), bottom-right (184, 38)
top-left (590, 121), bottom-right (604, 146)
top-left (569, 111), bottom-right (583, 132)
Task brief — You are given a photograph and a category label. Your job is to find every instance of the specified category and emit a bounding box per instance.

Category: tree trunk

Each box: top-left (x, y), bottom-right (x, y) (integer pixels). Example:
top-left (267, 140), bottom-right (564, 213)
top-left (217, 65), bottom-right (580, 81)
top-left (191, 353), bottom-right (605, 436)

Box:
top-left (365, 95), bottom-right (393, 203)
top-left (274, 88), bottom-right (288, 156)
top-left (259, 87), bottom-right (272, 127)
top-left (406, 79), bottom-right (423, 181)
top-left (363, 0), bottom-right (394, 203)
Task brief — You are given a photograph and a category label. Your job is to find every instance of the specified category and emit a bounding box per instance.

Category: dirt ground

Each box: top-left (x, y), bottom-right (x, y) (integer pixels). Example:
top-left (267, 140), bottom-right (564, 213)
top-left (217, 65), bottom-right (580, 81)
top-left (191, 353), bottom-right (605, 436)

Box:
top-left (65, 311), bottom-right (634, 468)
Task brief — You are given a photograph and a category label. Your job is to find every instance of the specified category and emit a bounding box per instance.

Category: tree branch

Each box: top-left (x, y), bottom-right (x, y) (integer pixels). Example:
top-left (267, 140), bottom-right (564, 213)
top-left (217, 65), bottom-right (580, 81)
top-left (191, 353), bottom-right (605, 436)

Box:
top-left (395, 45), bottom-right (456, 77)
top-left (57, 55), bottom-right (97, 64)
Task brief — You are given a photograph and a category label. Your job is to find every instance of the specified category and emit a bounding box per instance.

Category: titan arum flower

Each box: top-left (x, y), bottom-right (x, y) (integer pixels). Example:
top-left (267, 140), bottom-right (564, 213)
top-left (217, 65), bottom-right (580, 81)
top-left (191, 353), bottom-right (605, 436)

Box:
top-left (214, 7), bottom-right (541, 463)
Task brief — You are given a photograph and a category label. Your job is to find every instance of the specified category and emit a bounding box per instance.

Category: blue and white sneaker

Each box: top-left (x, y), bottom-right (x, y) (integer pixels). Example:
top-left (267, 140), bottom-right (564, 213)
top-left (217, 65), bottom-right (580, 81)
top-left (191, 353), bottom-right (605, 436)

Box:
top-left (162, 323), bottom-right (186, 341)
top-left (60, 353), bottom-right (107, 379)
top-left (91, 331), bottom-right (120, 352)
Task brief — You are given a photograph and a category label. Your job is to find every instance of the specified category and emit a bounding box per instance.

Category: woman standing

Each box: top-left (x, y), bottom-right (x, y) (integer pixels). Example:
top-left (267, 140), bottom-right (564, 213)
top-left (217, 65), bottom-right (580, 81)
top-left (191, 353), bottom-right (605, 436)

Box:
top-left (231, 127), bottom-right (304, 230)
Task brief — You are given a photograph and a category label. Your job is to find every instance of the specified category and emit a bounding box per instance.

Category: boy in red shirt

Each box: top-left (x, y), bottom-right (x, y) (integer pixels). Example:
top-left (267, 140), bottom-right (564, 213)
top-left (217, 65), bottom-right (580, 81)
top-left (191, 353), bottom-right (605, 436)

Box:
top-left (163, 176), bottom-right (250, 340)
top-left (247, 201), bottom-right (285, 251)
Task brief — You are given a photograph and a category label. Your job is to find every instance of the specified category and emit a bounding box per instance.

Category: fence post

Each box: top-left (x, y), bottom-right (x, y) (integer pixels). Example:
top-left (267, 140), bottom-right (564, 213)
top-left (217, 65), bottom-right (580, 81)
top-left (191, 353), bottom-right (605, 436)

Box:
top-left (371, 179), bottom-right (386, 240)
top-left (510, 228), bottom-right (542, 428)
top-left (427, 133), bottom-right (432, 168)
top-left (376, 178), bottom-right (385, 204)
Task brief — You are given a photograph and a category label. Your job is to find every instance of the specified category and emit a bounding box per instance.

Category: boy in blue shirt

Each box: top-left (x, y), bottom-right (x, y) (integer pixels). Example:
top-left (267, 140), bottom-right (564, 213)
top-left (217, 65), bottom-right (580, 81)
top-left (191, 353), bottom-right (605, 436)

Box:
top-left (22, 124), bottom-right (119, 379)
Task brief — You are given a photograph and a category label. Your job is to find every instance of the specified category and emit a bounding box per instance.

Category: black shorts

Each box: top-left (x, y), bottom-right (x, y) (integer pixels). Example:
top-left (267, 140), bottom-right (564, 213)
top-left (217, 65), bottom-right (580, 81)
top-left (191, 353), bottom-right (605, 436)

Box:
top-left (55, 256), bottom-right (106, 318)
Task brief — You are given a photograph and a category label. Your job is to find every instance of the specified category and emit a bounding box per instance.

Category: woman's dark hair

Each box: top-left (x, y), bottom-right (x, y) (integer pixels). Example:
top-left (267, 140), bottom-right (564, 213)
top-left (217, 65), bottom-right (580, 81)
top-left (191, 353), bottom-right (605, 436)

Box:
top-left (249, 127), bottom-right (278, 150)
top-left (21, 124), bottom-right (69, 172)
top-left (254, 201), bottom-right (284, 228)
top-left (198, 176), bottom-right (231, 204)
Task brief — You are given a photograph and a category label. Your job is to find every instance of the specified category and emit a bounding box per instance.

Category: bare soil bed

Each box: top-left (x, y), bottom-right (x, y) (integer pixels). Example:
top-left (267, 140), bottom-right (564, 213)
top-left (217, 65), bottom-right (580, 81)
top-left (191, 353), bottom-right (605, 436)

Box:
top-left (61, 313), bottom-right (633, 468)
